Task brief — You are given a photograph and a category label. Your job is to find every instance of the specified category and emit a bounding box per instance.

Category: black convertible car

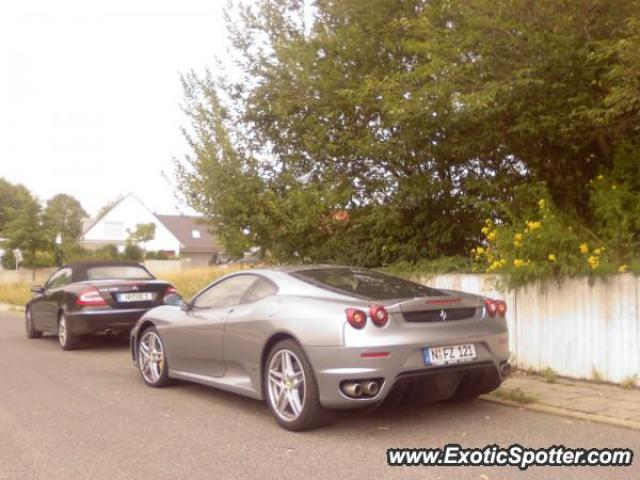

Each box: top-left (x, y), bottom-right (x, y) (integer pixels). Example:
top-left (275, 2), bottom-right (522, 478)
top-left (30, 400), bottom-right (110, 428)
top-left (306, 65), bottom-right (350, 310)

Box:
top-left (25, 260), bottom-right (178, 350)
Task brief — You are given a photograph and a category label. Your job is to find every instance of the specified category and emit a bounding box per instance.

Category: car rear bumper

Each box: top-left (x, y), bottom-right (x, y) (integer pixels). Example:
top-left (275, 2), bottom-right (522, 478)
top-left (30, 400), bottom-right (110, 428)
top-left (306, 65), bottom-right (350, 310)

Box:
top-left (305, 334), bottom-right (510, 409)
top-left (65, 308), bottom-right (149, 335)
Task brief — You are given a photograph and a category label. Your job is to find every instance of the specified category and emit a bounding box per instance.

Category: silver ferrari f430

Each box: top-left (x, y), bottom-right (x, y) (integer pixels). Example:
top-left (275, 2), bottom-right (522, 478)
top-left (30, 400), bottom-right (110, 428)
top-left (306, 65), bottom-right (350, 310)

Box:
top-left (130, 265), bottom-right (511, 431)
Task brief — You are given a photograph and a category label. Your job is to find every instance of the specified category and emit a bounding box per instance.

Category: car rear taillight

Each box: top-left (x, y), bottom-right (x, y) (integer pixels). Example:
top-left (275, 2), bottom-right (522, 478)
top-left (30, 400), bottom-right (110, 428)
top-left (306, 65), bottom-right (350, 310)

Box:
top-left (346, 308), bottom-right (367, 329)
top-left (369, 305), bottom-right (389, 327)
top-left (163, 285), bottom-right (178, 299)
top-left (485, 299), bottom-right (507, 318)
top-left (77, 287), bottom-right (107, 306)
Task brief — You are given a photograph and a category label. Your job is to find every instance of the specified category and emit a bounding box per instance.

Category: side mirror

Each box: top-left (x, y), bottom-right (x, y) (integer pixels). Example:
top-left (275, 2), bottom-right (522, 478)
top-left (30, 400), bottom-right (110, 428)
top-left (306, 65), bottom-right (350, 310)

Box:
top-left (31, 285), bottom-right (44, 294)
top-left (163, 293), bottom-right (183, 307)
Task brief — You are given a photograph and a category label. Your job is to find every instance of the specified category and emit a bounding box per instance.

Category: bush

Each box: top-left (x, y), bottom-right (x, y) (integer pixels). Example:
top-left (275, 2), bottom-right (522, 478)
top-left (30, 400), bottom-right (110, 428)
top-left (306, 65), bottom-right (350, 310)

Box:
top-left (381, 256), bottom-right (473, 279)
top-left (123, 244), bottom-right (144, 261)
top-left (1, 250), bottom-right (16, 270)
top-left (472, 174), bottom-right (640, 287)
top-left (145, 250), bottom-right (170, 260)
top-left (23, 251), bottom-right (56, 268)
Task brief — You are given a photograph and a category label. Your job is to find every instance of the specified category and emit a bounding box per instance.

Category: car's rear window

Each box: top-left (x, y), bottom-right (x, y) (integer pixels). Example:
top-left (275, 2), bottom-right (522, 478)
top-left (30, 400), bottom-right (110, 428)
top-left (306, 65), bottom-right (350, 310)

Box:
top-left (86, 266), bottom-right (154, 280)
top-left (291, 268), bottom-right (443, 300)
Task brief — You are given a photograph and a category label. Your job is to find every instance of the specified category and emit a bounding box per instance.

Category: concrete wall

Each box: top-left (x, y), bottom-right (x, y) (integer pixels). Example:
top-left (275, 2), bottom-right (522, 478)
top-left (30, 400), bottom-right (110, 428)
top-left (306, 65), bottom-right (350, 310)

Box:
top-left (420, 273), bottom-right (640, 384)
top-left (144, 260), bottom-right (183, 276)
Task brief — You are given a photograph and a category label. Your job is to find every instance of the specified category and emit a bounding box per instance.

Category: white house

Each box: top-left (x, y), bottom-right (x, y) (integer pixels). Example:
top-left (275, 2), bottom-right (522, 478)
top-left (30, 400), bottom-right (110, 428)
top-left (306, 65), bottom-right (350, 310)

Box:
top-left (80, 193), bottom-right (220, 265)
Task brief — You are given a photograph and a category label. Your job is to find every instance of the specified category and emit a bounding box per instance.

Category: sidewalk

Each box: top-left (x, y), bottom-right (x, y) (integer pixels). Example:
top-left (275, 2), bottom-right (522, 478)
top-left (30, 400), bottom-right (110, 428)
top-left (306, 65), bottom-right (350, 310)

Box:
top-left (483, 371), bottom-right (640, 430)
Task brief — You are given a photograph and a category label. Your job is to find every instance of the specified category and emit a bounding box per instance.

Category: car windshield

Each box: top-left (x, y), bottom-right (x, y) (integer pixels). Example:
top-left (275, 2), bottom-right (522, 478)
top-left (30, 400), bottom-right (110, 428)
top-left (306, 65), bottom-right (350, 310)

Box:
top-left (86, 266), bottom-right (153, 281)
top-left (292, 268), bottom-right (443, 300)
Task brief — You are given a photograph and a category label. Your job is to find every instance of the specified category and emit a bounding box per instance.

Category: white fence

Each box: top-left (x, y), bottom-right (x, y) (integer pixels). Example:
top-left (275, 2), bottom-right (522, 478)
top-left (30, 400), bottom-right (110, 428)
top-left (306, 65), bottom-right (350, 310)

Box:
top-left (420, 273), bottom-right (640, 384)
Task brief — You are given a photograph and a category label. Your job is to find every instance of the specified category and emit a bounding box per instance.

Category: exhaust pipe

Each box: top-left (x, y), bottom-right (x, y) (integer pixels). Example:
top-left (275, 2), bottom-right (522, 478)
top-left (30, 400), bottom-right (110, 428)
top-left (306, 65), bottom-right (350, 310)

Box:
top-left (364, 381), bottom-right (380, 396)
top-left (500, 362), bottom-right (512, 377)
top-left (342, 382), bottom-right (364, 398)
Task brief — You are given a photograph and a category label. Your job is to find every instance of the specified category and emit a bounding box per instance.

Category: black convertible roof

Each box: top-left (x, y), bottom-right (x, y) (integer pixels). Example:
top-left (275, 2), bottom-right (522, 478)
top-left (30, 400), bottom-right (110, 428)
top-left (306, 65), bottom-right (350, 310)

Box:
top-left (62, 260), bottom-right (153, 282)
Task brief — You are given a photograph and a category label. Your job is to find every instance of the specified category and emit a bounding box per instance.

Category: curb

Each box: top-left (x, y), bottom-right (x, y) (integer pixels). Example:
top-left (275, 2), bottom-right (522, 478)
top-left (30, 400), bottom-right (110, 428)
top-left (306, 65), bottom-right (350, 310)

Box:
top-left (0, 303), bottom-right (24, 313)
top-left (481, 395), bottom-right (640, 431)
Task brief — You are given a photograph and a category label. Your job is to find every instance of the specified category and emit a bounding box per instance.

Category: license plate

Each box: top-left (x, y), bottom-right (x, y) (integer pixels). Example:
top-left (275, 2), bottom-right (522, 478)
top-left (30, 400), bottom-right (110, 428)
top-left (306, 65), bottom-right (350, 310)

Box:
top-left (423, 343), bottom-right (476, 366)
top-left (117, 292), bottom-right (154, 303)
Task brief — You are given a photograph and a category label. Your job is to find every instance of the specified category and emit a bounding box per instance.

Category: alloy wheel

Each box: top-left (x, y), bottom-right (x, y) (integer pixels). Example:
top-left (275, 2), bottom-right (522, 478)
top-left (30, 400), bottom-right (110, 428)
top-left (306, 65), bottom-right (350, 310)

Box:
top-left (267, 349), bottom-right (306, 422)
top-left (139, 330), bottom-right (165, 384)
top-left (58, 316), bottom-right (67, 347)
top-left (26, 310), bottom-right (33, 336)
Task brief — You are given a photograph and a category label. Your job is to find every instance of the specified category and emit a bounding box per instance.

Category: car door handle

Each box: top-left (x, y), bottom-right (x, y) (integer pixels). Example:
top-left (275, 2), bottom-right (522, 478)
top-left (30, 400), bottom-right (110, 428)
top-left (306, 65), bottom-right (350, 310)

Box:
top-left (226, 308), bottom-right (234, 314)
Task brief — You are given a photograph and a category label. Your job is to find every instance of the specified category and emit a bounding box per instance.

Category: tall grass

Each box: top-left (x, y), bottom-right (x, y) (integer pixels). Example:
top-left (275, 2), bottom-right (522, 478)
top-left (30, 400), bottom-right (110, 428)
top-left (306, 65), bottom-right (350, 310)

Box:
top-left (0, 283), bottom-right (32, 306)
top-left (161, 265), bottom-right (251, 300)
top-left (0, 265), bottom-right (251, 307)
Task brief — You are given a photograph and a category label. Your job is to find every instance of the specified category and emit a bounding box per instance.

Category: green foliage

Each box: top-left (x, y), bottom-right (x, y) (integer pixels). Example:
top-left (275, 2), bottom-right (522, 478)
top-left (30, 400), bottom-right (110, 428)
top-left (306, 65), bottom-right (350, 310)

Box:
top-left (472, 146), bottom-right (640, 286)
top-left (493, 387), bottom-right (537, 405)
top-left (381, 256), bottom-right (473, 279)
top-left (0, 179), bottom-right (32, 232)
top-left (2, 196), bottom-right (53, 268)
top-left (145, 250), bottom-right (170, 260)
top-left (122, 243), bottom-right (144, 261)
top-left (127, 223), bottom-right (156, 247)
top-left (620, 374), bottom-right (639, 390)
top-left (539, 367), bottom-right (558, 384)
top-left (1, 250), bottom-right (16, 270)
top-left (176, 0), bottom-right (640, 273)
top-left (43, 193), bottom-right (87, 244)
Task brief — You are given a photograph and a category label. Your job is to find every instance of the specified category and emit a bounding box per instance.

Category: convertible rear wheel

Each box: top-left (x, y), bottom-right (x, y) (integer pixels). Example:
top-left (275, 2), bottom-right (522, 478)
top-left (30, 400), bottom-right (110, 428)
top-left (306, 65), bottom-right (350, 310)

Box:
top-left (25, 308), bottom-right (42, 339)
top-left (58, 314), bottom-right (78, 350)
top-left (265, 340), bottom-right (329, 431)
top-left (138, 327), bottom-right (170, 387)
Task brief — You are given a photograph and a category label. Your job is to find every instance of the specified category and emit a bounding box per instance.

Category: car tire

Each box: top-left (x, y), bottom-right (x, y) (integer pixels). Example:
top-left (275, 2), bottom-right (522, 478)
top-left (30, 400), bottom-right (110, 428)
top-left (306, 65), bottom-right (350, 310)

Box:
top-left (25, 308), bottom-right (43, 339)
top-left (264, 339), bottom-right (331, 431)
top-left (58, 313), bottom-right (79, 350)
top-left (137, 327), bottom-right (171, 388)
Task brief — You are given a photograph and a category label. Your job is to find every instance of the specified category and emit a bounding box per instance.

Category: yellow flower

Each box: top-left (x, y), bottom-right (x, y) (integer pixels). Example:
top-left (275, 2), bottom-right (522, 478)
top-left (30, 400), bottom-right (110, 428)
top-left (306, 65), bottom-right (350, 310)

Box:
top-left (538, 198), bottom-right (546, 209)
top-left (618, 264), bottom-right (628, 273)
top-left (548, 254), bottom-right (557, 262)
top-left (486, 230), bottom-right (497, 242)
top-left (579, 243), bottom-right (589, 254)
top-left (587, 255), bottom-right (600, 270)
top-left (513, 258), bottom-right (525, 268)
top-left (476, 246), bottom-right (485, 255)
top-left (513, 232), bottom-right (523, 248)
top-left (525, 221), bottom-right (542, 232)
top-left (593, 247), bottom-right (605, 256)
top-left (481, 226), bottom-right (490, 235)
top-left (597, 174), bottom-right (604, 180)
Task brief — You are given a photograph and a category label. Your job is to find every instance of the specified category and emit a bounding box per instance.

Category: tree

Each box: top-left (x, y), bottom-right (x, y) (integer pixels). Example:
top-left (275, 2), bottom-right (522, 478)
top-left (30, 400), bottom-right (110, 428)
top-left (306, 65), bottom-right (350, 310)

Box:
top-left (43, 193), bottom-right (87, 245)
top-left (176, 0), bottom-right (640, 267)
top-left (123, 243), bottom-right (144, 261)
top-left (0, 178), bottom-right (32, 233)
top-left (2, 196), bottom-right (54, 268)
top-left (127, 223), bottom-right (156, 252)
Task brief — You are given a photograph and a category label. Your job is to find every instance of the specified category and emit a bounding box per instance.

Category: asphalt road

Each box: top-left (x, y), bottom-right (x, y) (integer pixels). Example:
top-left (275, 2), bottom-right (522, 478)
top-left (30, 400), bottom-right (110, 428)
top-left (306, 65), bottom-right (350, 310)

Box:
top-left (1, 310), bottom-right (638, 480)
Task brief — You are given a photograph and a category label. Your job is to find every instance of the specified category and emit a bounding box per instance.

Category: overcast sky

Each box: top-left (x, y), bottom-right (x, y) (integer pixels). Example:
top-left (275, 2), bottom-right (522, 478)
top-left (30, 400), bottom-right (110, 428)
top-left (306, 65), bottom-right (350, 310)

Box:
top-left (0, 0), bottom-right (231, 217)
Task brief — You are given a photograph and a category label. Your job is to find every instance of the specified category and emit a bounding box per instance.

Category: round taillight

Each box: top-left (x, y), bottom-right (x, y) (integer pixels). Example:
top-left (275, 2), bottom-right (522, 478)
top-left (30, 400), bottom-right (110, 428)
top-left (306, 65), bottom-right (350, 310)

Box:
top-left (346, 308), bottom-right (367, 329)
top-left (369, 305), bottom-right (389, 327)
top-left (484, 299), bottom-right (498, 317)
top-left (496, 301), bottom-right (507, 317)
